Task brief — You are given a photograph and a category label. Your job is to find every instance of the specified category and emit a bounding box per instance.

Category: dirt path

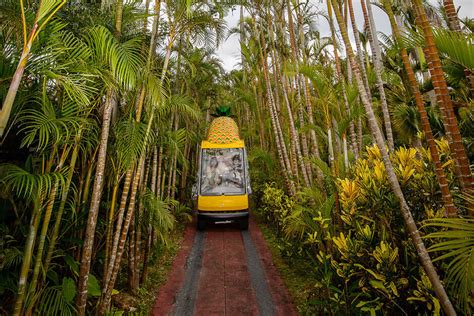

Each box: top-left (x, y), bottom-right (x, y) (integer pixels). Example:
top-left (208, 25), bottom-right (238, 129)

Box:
top-left (152, 218), bottom-right (297, 316)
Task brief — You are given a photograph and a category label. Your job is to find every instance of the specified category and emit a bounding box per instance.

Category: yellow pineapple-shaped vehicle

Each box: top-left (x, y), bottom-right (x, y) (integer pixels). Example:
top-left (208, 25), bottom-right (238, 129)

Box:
top-left (193, 115), bottom-right (251, 230)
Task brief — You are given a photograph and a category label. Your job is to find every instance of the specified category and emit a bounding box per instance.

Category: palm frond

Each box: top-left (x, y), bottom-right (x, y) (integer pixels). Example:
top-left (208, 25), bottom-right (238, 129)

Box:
top-left (423, 217), bottom-right (474, 314)
top-left (84, 26), bottom-right (144, 89)
top-left (114, 119), bottom-right (151, 171)
top-left (432, 28), bottom-right (474, 70)
top-left (0, 164), bottom-right (66, 201)
top-left (19, 95), bottom-right (85, 151)
top-left (142, 191), bottom-right (176, 245)
top-left (37, 285), bottom-right (76, 316)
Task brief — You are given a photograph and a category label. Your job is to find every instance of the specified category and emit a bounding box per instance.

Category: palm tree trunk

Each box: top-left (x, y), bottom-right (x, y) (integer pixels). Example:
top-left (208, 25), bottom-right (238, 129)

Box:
top-left (0, 44), bottom-right (31, 137)
top-left (443, 0), bottom-right (461, 31)
top-left (128, 213), bottom-right (137, 291)
top-left (281, 74), bottom-right (307, 186)
top-left (76, 90), bottom-right (116, 315)
top-left (103, 168), bottom-right (133, 285)
top-left (133, 157), bottom-right (149, 290)
top-left (343, 134), bottom-right (349, 169)
top-left (142, 147), bottom-right (158, 283)
top-left (266, 9), bottom-right (296, 194)
top-left (77, 0), bottom-right (125, 309)
top-left (98, 158), bottom-right (144, 315)
top-left (328, 1), bottom-right (358, 159)
top-left (330, 1), bottom-right (456, 314)
top-left (361, 0), bottom-right (395, 151)
top-left (12, 198), bottom-right (42, 316)
top-left (347, 0), bottom-right (372, 100)
top-left (104, 178), bottom-right (119, 276)
top-left (286, 0), bottom-right (313, 185)
top-left (44, 129), bottom-right (82, 273)
top-left (99, 80), bottom-right (157, 311)
top-left (157, 146), bottom-right (164, 197)
top-left (26, 146), bottom-right (68, 305)
top-left (295, 2), bottom-right (324, 184)
top-left (170, 118), bottom-right (179, 200)
top-left (413, 0), bottom-right (473, 194)
top-left (383, 0), bottom-right (457, 216)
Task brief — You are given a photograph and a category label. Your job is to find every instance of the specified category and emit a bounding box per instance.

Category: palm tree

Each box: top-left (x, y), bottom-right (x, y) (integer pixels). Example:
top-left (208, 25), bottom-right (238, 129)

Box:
top-left (326, 1), bottom-right (359, 159)
top-left (76, 2), bottom-right (144, 312)
top-left (382, 0), bottom-right (457, 216)
top-left (0, 0), bottom-right (66, 137)
top-left (412, 0), bottom-right (473, 196)
top-left (360, 0), bottom-right (395, 151)
top-left (442, 0), bottom-right (462, 32)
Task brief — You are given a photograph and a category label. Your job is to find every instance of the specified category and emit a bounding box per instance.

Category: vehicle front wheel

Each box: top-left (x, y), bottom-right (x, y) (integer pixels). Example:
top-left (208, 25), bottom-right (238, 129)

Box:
top-left (197, 218), bottom-right (206, 231)
top-left (239, 218), bottom-right (249, 230)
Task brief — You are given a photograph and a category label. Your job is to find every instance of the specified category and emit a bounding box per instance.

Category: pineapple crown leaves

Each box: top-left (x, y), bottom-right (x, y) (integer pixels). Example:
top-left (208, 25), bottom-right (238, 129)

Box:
top-left (212, 105), bottom-right (232, 117)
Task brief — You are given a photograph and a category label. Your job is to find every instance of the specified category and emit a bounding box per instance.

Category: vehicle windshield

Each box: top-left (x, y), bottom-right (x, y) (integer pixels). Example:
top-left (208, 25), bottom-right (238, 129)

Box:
top-left (200, 148), bottom-right (245, 196)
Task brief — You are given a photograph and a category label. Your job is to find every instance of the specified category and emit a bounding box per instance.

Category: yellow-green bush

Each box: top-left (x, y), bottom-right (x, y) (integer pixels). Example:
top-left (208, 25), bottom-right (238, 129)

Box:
top-left (258, 142), bottom-right (463, 314)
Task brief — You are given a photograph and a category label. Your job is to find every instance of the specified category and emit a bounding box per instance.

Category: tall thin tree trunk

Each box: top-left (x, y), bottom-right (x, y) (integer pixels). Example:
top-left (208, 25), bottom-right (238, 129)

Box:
top-left (26, 146), bottom-right (68, 310)
top-left (13, 200), bottom-right (42, 316)
top-left (443, 0), bottom-right (461, 31)
top-left (98, 158), bottom-right (144, 314)
top-left (76, 90), bottom-right (116, 315)
top-left (44, 129), bottom-right (83, 273)
top-left (157, 147), bottom-right (164, 197)
top-left (128, 213), bottom-right (137, 290)
top-left (328, 1), bottom-right (359, 159)
top-left (361, 0), bottom-right (395, 151)
top-left (413, 0), bottom-right (473, 195)
top-left (266, 9), bottom-right (296, 194)
top-left (347, 0), bottom-right (372, 100)
top-left (141, 148), bottom-right (158, 283)
top-left (286, 0), bottom-right (312, 185)
top-left (100, 97), bottom-right (157, 312)
top-left (383, 0), bottom-right (457, 216)
top-left (76, 0), bottom-right (125, 310)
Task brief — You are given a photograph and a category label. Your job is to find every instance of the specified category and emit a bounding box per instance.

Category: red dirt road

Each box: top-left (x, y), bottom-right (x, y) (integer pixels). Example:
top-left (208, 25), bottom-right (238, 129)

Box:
top-left (152, 218), bottom-right (296, 316)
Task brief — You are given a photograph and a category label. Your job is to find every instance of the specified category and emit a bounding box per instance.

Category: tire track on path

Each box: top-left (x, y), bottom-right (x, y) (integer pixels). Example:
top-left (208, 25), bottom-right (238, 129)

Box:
top-left (170, 230), bottom-right (205, 316)
top-left (152, 220), bottom-right (297, 316)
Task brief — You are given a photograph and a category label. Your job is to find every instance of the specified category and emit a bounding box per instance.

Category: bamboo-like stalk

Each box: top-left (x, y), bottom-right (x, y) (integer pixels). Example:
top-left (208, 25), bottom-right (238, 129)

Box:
top-left (347, 0), bottom-right (372, 100)
top-left (285, 0), bottom-right (312, 185)
top-left (361, 0), bottom-right (394, 151)
top-left (26, 147), bottom-right (68, 308)
top-left (103, 169), bottom-right (133, 284)
top-left (76, 90), bottom-right (117, 316)
top-left (327, 1), bottom-right (359, 160)
top-left (99, 99), bottom-right (157, 313)
top-left (157, 147), bottom-right (164, 197)
top-left (43, 129), bottom-right (83, 274)
top-left (442, 0), bottom-right (461, 31)
top-left (142, 147), bottom-right (159, 283)
top-left (13, 200), bottom-right (42, 316)
top-left (128, 213), bottom-right (136, 290)
top-left (76, 1), bottom-right (125, 303)
top-left (412, 0), bottom-right (473, 195)
top-left (104, 179), bottom-right (119, 275)
top-left (266, 8), bottom-right (296, 194)
top-left (382, 0), bottom-right (457, 216)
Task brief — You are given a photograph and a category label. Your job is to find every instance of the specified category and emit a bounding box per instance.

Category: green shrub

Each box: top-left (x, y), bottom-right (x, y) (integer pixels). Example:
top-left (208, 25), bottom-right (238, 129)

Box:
top-left (256, 142), bottom-right (466, 314)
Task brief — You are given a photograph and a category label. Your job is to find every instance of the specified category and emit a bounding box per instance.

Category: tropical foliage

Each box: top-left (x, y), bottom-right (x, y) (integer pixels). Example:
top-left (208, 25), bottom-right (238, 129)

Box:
top-left (0, 0), bottom-right (473, 315)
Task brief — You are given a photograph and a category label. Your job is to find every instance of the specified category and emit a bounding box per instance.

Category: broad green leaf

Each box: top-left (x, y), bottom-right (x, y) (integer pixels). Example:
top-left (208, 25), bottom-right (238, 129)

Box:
top-left (62, 277), bottom-right (76, 303)
top-left (87, 274), bottom-right (101, 297)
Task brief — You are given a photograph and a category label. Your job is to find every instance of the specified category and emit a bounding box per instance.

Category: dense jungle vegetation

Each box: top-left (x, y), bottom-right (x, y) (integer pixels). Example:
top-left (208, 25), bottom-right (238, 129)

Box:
top-left (0, 0), bottom-right (473, 314)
